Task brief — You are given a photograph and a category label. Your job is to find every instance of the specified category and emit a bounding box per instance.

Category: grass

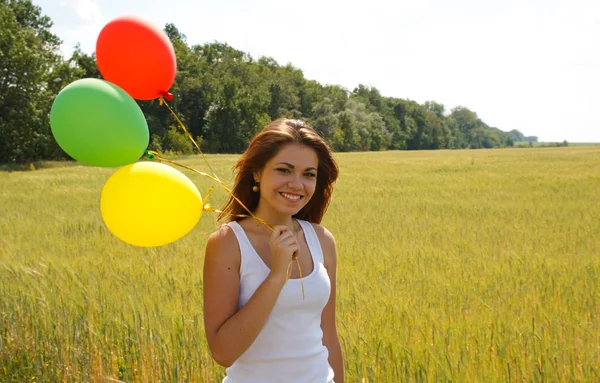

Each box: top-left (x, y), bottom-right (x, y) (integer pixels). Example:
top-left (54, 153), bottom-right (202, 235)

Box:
top-left (1, 146), bottom-right (599, 382)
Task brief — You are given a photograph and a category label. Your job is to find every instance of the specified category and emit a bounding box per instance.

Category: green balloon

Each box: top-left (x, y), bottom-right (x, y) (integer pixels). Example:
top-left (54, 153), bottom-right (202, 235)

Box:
top-left (50, 78), bottom-right (149, 167)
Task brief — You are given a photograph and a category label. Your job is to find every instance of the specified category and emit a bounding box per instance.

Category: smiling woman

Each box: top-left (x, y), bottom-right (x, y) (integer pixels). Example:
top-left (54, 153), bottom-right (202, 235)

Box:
top-left (218, 119), bottom-right (338, 224)
top-left (253, 144), bottom-right (319, 217)
top-left (203, 119), bottom-right (345, 383)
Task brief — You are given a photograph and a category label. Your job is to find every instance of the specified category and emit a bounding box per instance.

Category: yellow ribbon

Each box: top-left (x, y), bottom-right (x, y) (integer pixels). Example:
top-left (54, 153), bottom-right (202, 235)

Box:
top-left (159, 96), bottom-right (220, 182)
top-left (155, 98), bottom-right (305, 299)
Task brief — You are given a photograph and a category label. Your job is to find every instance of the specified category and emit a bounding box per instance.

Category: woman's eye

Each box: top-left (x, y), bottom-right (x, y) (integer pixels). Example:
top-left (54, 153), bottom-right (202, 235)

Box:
top-left (276, 168), bottom-right (290, 173)
top-left (305, 173), bottom-right (316, 178)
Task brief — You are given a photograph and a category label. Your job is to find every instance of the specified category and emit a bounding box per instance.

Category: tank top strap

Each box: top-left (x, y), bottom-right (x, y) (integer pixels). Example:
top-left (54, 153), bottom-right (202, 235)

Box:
top-left (296, 220), bottom-right (324, 264)
top-left (225, 221), bottom-right (245, 242)
top-left (224, 221), bottom-right (252, 275)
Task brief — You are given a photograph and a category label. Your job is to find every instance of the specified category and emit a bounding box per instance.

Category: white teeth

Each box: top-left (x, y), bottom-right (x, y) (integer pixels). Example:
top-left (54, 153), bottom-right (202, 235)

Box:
top-left (281, 192), bottom-right (301, 200)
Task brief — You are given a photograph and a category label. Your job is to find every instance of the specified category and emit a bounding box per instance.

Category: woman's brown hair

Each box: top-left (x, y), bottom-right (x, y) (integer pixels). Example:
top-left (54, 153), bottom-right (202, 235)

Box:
top-left (218, 118), bottom-right (339, 224)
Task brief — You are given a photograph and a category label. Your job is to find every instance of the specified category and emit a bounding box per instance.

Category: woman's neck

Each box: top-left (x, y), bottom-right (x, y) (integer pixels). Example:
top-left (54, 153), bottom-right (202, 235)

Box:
top-left (253, 203), bottom-right (295, 230)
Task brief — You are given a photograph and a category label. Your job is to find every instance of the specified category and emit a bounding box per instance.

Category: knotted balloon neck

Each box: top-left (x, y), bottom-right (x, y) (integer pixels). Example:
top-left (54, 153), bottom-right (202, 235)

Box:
top-left (160, 91), bottom-right (174, 101)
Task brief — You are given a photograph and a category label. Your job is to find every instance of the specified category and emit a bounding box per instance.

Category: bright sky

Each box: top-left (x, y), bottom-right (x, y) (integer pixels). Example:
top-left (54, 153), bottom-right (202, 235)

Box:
top-left (34, 0), bottom-right (600, 142)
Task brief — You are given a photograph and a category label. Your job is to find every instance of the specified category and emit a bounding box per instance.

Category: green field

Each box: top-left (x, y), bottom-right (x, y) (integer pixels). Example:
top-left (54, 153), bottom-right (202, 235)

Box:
top-left (1, 147), bottom-right (599, 382)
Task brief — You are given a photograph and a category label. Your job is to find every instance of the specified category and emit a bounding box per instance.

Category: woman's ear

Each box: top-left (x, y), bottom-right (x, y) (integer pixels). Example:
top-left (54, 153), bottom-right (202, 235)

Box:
top-left (253, 170), bottom-right (262, 183)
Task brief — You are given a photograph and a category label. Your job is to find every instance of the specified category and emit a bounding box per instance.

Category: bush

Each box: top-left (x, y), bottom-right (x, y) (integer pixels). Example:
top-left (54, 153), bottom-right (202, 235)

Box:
top-left (161, 126), bottom-right (194, 155)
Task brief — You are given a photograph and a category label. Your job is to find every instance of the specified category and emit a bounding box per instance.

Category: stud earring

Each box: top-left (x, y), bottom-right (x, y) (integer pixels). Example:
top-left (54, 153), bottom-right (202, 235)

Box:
top-left (252, 183), bottom-right (259, 192)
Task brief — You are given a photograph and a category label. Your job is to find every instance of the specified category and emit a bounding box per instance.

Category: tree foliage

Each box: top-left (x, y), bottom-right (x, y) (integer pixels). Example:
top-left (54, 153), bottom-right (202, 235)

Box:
top-left (1, 1), bottom-right (530, 162)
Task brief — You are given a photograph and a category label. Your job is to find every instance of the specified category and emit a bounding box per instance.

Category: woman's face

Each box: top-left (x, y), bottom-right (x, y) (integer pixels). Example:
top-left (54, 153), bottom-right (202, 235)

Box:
top-left (255, 143), bottom-right (319, 217)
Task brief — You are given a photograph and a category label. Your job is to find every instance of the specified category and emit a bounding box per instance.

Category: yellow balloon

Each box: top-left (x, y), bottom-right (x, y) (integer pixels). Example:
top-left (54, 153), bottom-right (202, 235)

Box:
top-left (101, 161), bottom-right (202, 247)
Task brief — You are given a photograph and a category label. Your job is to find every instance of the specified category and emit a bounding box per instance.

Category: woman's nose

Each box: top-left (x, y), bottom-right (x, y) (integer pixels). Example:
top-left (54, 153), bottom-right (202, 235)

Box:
top-left (288, 175), bottom-right (302, 189)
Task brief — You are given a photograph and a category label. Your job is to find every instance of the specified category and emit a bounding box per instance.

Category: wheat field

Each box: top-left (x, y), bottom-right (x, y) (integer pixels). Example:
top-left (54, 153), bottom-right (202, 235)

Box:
top-left (1, 147), bottom-right (599, 382)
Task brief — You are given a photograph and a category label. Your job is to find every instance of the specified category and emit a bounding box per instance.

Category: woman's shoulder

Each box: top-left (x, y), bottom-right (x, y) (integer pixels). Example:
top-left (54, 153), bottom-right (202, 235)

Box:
top-left (205, 223), bottom-right (240, 265)
top-left (306, 222), bottom-right (334, 242)
top-left (208, 222), bottom-right (236, 242)
top-left (305, 222), bottom-right (336, 263)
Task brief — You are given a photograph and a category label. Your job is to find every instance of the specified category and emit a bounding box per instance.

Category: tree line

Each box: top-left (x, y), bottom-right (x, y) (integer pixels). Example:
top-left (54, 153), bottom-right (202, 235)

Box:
top-left (1, 0), bottom-right (537, 163)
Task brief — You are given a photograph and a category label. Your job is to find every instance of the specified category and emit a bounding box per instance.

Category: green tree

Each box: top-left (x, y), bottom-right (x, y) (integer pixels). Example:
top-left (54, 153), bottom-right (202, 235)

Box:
top-left (424, 101), bottom-right (445, 118)
top-left (505, 135), bottom-right (515, 147)
top-left (0, 0), bottom-right (65, 162)
top-left (343, 99), bottom-right (389, 151)
top-left (509, 129), bottom-right (526, 142)
top-left (311, 98), bottom-right (339, 141)
top-left (0, 3), bottom-right (533, 161)
top-left (336, 110), bottom-right (358, 152)
top-left (450, 106), bottom-right (479, 135)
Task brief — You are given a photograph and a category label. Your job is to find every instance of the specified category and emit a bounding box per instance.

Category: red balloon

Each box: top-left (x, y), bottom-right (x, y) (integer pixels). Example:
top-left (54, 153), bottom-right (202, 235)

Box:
top-left (96, 16), bottom-right (176, 100)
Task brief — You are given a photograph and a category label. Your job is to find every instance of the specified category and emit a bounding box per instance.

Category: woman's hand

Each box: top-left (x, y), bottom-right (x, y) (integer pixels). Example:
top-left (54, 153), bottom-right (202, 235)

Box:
top-left (268, 225), bottom-right (299, 279)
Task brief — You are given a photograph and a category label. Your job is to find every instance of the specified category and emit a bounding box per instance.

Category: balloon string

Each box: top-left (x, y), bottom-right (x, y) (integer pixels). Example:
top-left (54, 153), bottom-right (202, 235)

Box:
top-left (159, 96), bottom-right (221, 182)
top-left (286, 253), bottom-right (305, 298)
top-left (156, 97), bottom-right (305, 298)
top-left (146, 150), bottom-right (272, 230)
top-left (201, 186), bottom-right (260, 221)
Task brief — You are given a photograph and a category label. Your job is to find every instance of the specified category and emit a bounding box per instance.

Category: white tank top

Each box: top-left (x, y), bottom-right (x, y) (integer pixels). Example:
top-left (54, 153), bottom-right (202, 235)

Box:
top-left (223, 219), bottom-right (335, 383)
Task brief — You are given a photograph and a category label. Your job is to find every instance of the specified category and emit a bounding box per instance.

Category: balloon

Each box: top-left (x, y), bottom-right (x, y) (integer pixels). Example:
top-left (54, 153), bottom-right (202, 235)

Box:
top-left (96, 16), bottom-right (176, 100)
top-left (50, 78), bottom-right (149, 167)
top-left (100, 162), bottom-right (202, 247)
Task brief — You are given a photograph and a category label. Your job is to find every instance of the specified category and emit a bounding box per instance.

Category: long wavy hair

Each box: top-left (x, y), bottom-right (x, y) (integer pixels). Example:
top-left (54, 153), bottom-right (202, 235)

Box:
top-left (218, 118), bottom-right (339, 224)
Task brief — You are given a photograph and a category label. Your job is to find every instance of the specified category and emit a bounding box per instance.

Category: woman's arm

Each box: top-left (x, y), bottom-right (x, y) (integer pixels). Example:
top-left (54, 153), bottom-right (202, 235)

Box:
top-left (202, 225), bottom-right (296, 367)
top-left (316, 225), bottom-right (345, 383)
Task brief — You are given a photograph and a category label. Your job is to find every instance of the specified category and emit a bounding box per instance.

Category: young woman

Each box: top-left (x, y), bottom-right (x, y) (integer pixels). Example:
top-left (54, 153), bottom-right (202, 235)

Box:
top-left (203, 118), bottom-right (345, 382)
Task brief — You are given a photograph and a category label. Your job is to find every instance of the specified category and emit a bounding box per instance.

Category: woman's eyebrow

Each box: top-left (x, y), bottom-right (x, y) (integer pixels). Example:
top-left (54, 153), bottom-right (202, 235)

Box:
top-left (275, 162), bottom-right (317, 171)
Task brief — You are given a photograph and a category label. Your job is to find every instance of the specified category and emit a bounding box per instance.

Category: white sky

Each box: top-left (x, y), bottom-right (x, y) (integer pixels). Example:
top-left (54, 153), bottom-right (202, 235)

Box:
top-left (34, 0), bottom-right (600, 142)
